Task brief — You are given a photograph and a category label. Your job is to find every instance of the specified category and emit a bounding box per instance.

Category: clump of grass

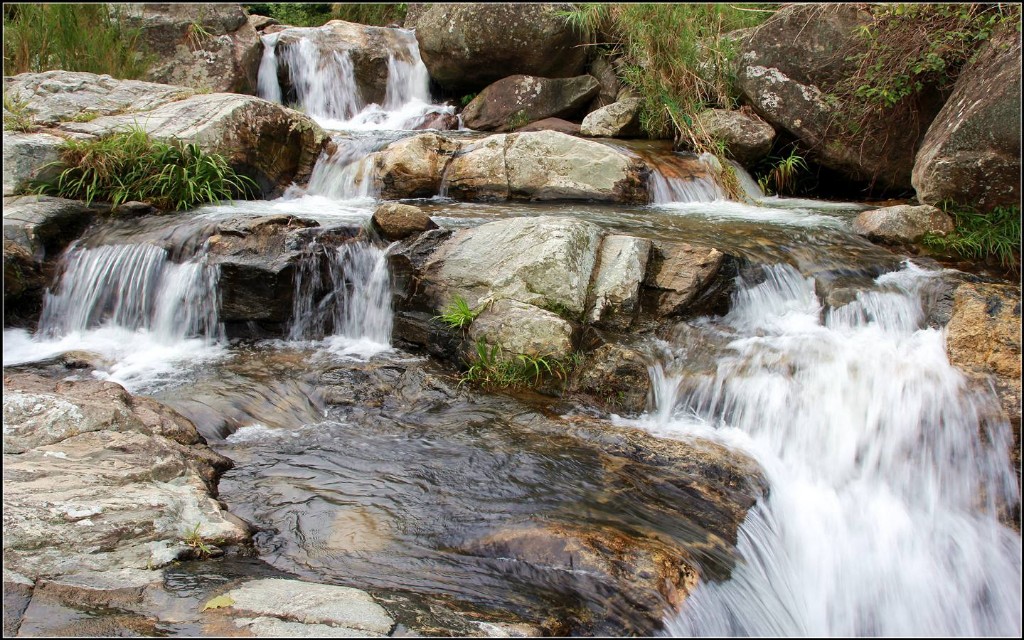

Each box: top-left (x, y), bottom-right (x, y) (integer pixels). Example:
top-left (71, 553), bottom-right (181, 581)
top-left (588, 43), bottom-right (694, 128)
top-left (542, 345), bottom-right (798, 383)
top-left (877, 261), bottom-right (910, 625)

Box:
top-left (3, 92), bottom-right (35, 132)
top-left (923, 204), bottom-right (1021, 274)
top-left (434, 294), bottom-right (484, 330)
top-left (31, 126), bottom-right (257, 211)
top-left (182, 522), bottom-right (215, 558)
top-left (3, 4), bottom-right (152, 78)
top-left (461, 340), bottom-right (576, 391)
top-left (756, 148), bottom-right (809, 196)
top-left (559, 4), bottom-right (776, 153)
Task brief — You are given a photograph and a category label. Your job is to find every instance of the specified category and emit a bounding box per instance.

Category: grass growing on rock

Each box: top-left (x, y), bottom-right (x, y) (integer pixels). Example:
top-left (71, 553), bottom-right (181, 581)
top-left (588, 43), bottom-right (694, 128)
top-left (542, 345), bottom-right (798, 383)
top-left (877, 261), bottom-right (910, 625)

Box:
top-left (31, 126), bottom-right (257, 211)
top-left (923, 205), bottom-right (1021, 275)
top-left (434, 295), bottom-right (482, 330)
top-left (461, 341), bottom-right (579, 392)
top-left (3, 4), bottom-right (152, 78)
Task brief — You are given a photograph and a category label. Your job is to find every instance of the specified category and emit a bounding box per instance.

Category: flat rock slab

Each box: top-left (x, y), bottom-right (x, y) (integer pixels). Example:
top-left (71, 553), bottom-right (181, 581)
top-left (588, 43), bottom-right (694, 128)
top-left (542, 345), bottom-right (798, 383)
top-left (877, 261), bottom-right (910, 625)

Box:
top-left (222, 578), bottom-right (394, 635)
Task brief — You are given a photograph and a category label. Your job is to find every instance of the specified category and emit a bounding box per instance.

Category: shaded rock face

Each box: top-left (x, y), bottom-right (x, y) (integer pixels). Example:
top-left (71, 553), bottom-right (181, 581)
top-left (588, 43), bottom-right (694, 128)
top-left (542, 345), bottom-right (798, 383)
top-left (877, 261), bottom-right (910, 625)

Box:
top-left (852, 204), bottom-right (955, 245)
top-left (735, 4), bottom-right (942, 191)
top-left (587, 53), bottom-right (622, 112)
top-left (409, 3), bottom-right (588, 93)
top-left (2, 373), bottom-right (249, 580)
top-left (58, 90), bottom-right (328, 198)
top-left (119, 3), bottom-right (261, 94)
top-left (912, 27), bottom-right (1022, 212)
top-left (570, 343), bottom-right (651, 415)
top-left (642, 241), bottom-right (728, 317)
top-left (580, 98), bottom-right (643, 138)
top-left (461, 74), bottom-right (599, 132)
top-left (372, 202), bottom-right (438, 240)
top-left (273, 20), bottom-right (421, 107)
top-left (515, 117), bottom-right (582, 135)
top-left (696, 108), bottom-right (776, 165)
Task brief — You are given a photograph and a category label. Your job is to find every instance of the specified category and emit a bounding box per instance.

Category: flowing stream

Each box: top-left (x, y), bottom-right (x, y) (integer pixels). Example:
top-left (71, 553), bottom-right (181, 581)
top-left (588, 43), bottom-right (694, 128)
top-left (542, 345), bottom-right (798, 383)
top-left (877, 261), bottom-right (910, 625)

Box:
top-left (4, 22), bottom-right (1020, 638)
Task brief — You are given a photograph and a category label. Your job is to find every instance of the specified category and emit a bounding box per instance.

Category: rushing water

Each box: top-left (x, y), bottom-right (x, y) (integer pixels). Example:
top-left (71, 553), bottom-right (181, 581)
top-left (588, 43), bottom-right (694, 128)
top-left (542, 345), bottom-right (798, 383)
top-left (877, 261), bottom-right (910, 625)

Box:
top-left (4, 20), bottom-right (1020, 639)
top-left (639, 262), bottom-right (1021, 636)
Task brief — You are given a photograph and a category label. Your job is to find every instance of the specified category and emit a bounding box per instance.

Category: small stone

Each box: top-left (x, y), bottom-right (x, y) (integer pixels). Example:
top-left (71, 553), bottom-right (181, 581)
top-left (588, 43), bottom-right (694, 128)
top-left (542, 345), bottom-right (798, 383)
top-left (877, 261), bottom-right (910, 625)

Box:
top-left (372, 203), bottom-right (438, 240)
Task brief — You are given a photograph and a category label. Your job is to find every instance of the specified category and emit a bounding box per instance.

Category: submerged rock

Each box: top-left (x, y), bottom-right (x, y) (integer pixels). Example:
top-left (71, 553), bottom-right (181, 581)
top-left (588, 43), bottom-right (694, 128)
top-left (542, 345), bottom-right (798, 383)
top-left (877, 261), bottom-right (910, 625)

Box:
top-left (852, 204), bottom-right (955, 245)
top-left (2, 373), bottom-right (249, 580)
top-left (409, 3), bottom-right (588, 93)
top-left (461, 74), bottom-right (599, 132)
top-left (912, 26), bottom-right (1021, 212)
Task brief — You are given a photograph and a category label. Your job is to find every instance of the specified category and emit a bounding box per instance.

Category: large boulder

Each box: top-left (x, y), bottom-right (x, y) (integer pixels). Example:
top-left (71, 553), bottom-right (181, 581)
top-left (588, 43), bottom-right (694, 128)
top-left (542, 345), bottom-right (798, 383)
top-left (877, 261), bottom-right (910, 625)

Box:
top-left (461, 74), bottom-right (600, 132)
top-left (423, 216), bottom-right (604, 321)
top-left (912, 27), bottom-right (1021, 211)
top-left (118, 3), bottom-right (261, 94)
top-left (58, 90), bottom-right (328, 197)
top-left (580, 98), bottom-right (644, 138)
top-left (409, 3), bottom-right (588, 93)
top-left (695, 108), bottom-right (776, 165)
top-left (271, 20), bottom-right (423, 108)
top-left (2, 373), bottom-right (249, 580)
top-left (375, 132), bottom-right (461, 199)
top-left (3, 71), bottom-right (194, 126)
top-left (852, 204), bottom-right (955, 245)
top-left (735, 5), bottom-right (942, 191)
top-left (442, 134), bottom-right (512, 200)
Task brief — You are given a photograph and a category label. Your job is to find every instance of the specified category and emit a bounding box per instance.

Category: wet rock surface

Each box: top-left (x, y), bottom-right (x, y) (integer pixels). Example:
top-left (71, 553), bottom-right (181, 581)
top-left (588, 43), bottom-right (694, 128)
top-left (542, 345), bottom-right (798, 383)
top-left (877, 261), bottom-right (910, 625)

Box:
top-left (462, 74), bottom-right (600, 132)
top-left (372, 202), bottom-right (438, 240)
top-left (853, 204), bottom-right (955, 246)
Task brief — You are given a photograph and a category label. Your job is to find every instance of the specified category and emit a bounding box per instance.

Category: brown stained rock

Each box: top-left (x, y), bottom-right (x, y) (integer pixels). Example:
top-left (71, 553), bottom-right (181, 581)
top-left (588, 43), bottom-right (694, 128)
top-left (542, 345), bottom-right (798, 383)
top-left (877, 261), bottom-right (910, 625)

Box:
top-left (516, 117), bottom-right (582, 136)
top-left (852, 204), bottom-right (955, 245)
top-left (462, 75), bottom-right (600, 132)
top-left (642, 241), bottom-right (726, 317)
top-left (569, 343), bottom-right (651, 415)
top-left (375, 133), bottom-right (463, 200)
top-left (372, 202), bottom-right (438, 240)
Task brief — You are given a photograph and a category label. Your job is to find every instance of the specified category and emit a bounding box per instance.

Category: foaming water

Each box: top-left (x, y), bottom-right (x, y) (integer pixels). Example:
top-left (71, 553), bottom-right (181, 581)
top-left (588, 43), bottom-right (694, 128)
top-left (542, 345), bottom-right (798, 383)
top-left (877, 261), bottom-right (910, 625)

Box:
top-left (289, 240), bottom-right (393, 358)
top-left (654, 199), bottom-right (848, 229)
top-left (257, 26), bottom-right (454, 131)
top-left (635, 262), bottom-right (1021, 636)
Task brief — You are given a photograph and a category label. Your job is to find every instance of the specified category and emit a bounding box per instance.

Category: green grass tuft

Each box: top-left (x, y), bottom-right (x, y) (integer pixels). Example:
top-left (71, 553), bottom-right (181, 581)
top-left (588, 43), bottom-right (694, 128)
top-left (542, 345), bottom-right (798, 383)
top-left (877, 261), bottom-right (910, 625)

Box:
top-left (3, 92), bottom-right (35, 132)
top-left (923, 204), bottom-right (1021, 274)
top-left (30, 126), bottom-right (258, 211)
top-left (434, 295), bottom-right (482, 330)
top-left (460, 341), bottom-right (577, 391)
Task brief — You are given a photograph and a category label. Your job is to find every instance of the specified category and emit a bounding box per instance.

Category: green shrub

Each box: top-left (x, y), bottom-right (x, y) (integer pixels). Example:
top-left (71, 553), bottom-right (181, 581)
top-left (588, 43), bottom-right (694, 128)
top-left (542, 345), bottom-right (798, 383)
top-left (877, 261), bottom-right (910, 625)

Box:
top-left (923, 204), bottom-right (1021, 274)
top-left (330, 3), bottom-right (408, 26)
top-left (756, 148), bottom-right (809, 196)
top-left (243, 3), bottom-right (334, 27)
top-left (3, 4), bottom-right (152, 78)
top-left (434, 295), bottom-right (482, 330)
top-left (31, 126), bottom-right (258, 211)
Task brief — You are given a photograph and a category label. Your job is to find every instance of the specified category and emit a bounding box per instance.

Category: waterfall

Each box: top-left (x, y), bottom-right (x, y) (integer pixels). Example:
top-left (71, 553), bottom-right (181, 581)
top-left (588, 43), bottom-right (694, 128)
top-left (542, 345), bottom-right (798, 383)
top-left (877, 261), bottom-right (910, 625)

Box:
top-left (256, 26), bottom-right (454, 131)
top-left (303, 136), bottom-right (382, 200)
top-left (39, 242), bottom-right (222, 343)
top-left (289, 240), bottom-right (393, 355)
top-left (643, 262), bottom-right (1021, 636)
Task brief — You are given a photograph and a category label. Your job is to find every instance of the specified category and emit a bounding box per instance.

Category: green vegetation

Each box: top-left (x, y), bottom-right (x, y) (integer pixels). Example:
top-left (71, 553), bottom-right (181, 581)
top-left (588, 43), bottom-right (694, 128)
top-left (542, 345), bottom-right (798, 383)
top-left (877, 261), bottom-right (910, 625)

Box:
top-left (3, 4), bottom-right (152, 78)
top-left (756, 148), bottom-right (809, 196)
top-left (459, 93), bottom-right (478, 107)
top-left (434, 295), bottom-right (482, 330)
top-left (31, 126), bottom-right (257, 211)
top-left (330, 3), bottom-right (408, 26)
top-left (461, 341), bottom-right (577, 391)
top-left (3, 92), bottom-right (34, 132)
top-left (507, 109), bottom-right (531, 131)
top-left (559, 4), bottom-right (776, 153)
top-left (243, 3), bottom-right (407, 27)
top-left (182, 522), bottom-right (215, 558)
top-left (923, 205), bottom-right (1021, 274)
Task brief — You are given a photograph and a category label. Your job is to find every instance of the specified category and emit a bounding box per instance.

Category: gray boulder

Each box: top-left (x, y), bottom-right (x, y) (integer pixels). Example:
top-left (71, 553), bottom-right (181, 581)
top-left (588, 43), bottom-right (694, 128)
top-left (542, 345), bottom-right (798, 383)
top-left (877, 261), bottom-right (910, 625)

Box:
top-left (852, 204), bottom-right (955, 245)
top-left (118, 3), bottom-right (261, 94)
top-left (468, 299), bottom-right (576, 359)
top-left (409, 3), bottom-right (588, 93)
top-left (695, 108), bottom-right (776, 165)
top-left (912, 27), bottom-right (1021, 211)
top-left (2, 131), bottom-right (65, 196)
top-left (586, 235), bottom-right (652, 330)
top-left (461, 74), bottom-right (600, 132)
top-left (580, 98), bottom-right (643, 138)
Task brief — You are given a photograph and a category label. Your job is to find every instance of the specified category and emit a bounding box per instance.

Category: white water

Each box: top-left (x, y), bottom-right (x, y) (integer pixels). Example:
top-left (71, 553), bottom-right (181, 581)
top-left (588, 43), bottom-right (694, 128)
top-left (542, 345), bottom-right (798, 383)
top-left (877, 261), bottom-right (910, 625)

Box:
top-left (289, 240), bottom-right (393, 358)
top-left (257, 26), bottom-right (454, 132)
top-left (633, 262), bottom-right (1021, 636)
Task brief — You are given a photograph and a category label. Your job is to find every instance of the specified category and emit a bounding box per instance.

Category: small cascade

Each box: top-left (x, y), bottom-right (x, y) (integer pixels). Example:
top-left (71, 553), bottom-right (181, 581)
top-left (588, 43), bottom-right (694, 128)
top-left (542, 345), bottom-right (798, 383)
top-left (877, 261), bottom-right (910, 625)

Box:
top-left (303, 136), bottom-right (383, 200)
top-left (643, 262), bottom-right (1021, 636)
top-left (39, 242), bottom-right (222, 343)
top-left (289, 239), bottom-right (393, 351)
top-left (257, 26), bottom-right (454, 131)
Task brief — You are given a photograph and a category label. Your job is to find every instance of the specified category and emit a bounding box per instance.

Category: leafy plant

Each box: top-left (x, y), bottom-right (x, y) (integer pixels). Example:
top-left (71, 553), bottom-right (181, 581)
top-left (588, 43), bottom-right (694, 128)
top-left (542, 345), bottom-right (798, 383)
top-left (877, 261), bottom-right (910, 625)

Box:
top-left (434, 295), bottom-right (482, 330)
top-left (3, 92), bottom-right (34, 132)
top-left (923, 204), bottom-right (1021, 274)
top-left (756, 148), bottom-right (809, 196)
top-left (31, 126), bottom-right (258, 211)
top-left (186, 21), bottom-right (213, 51)
top-left (182, 522), bottom-right (215, 558)
top-left (506, 109), bottom-right (531, 131)
top-left (3, 4), bottom-right (153, 78)
top-left (459, 93), bottom-right (478, 107)
top-left (243, 3), bottom-right (335, 28)
top-left (460, 340), bottom-right (577, 391)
